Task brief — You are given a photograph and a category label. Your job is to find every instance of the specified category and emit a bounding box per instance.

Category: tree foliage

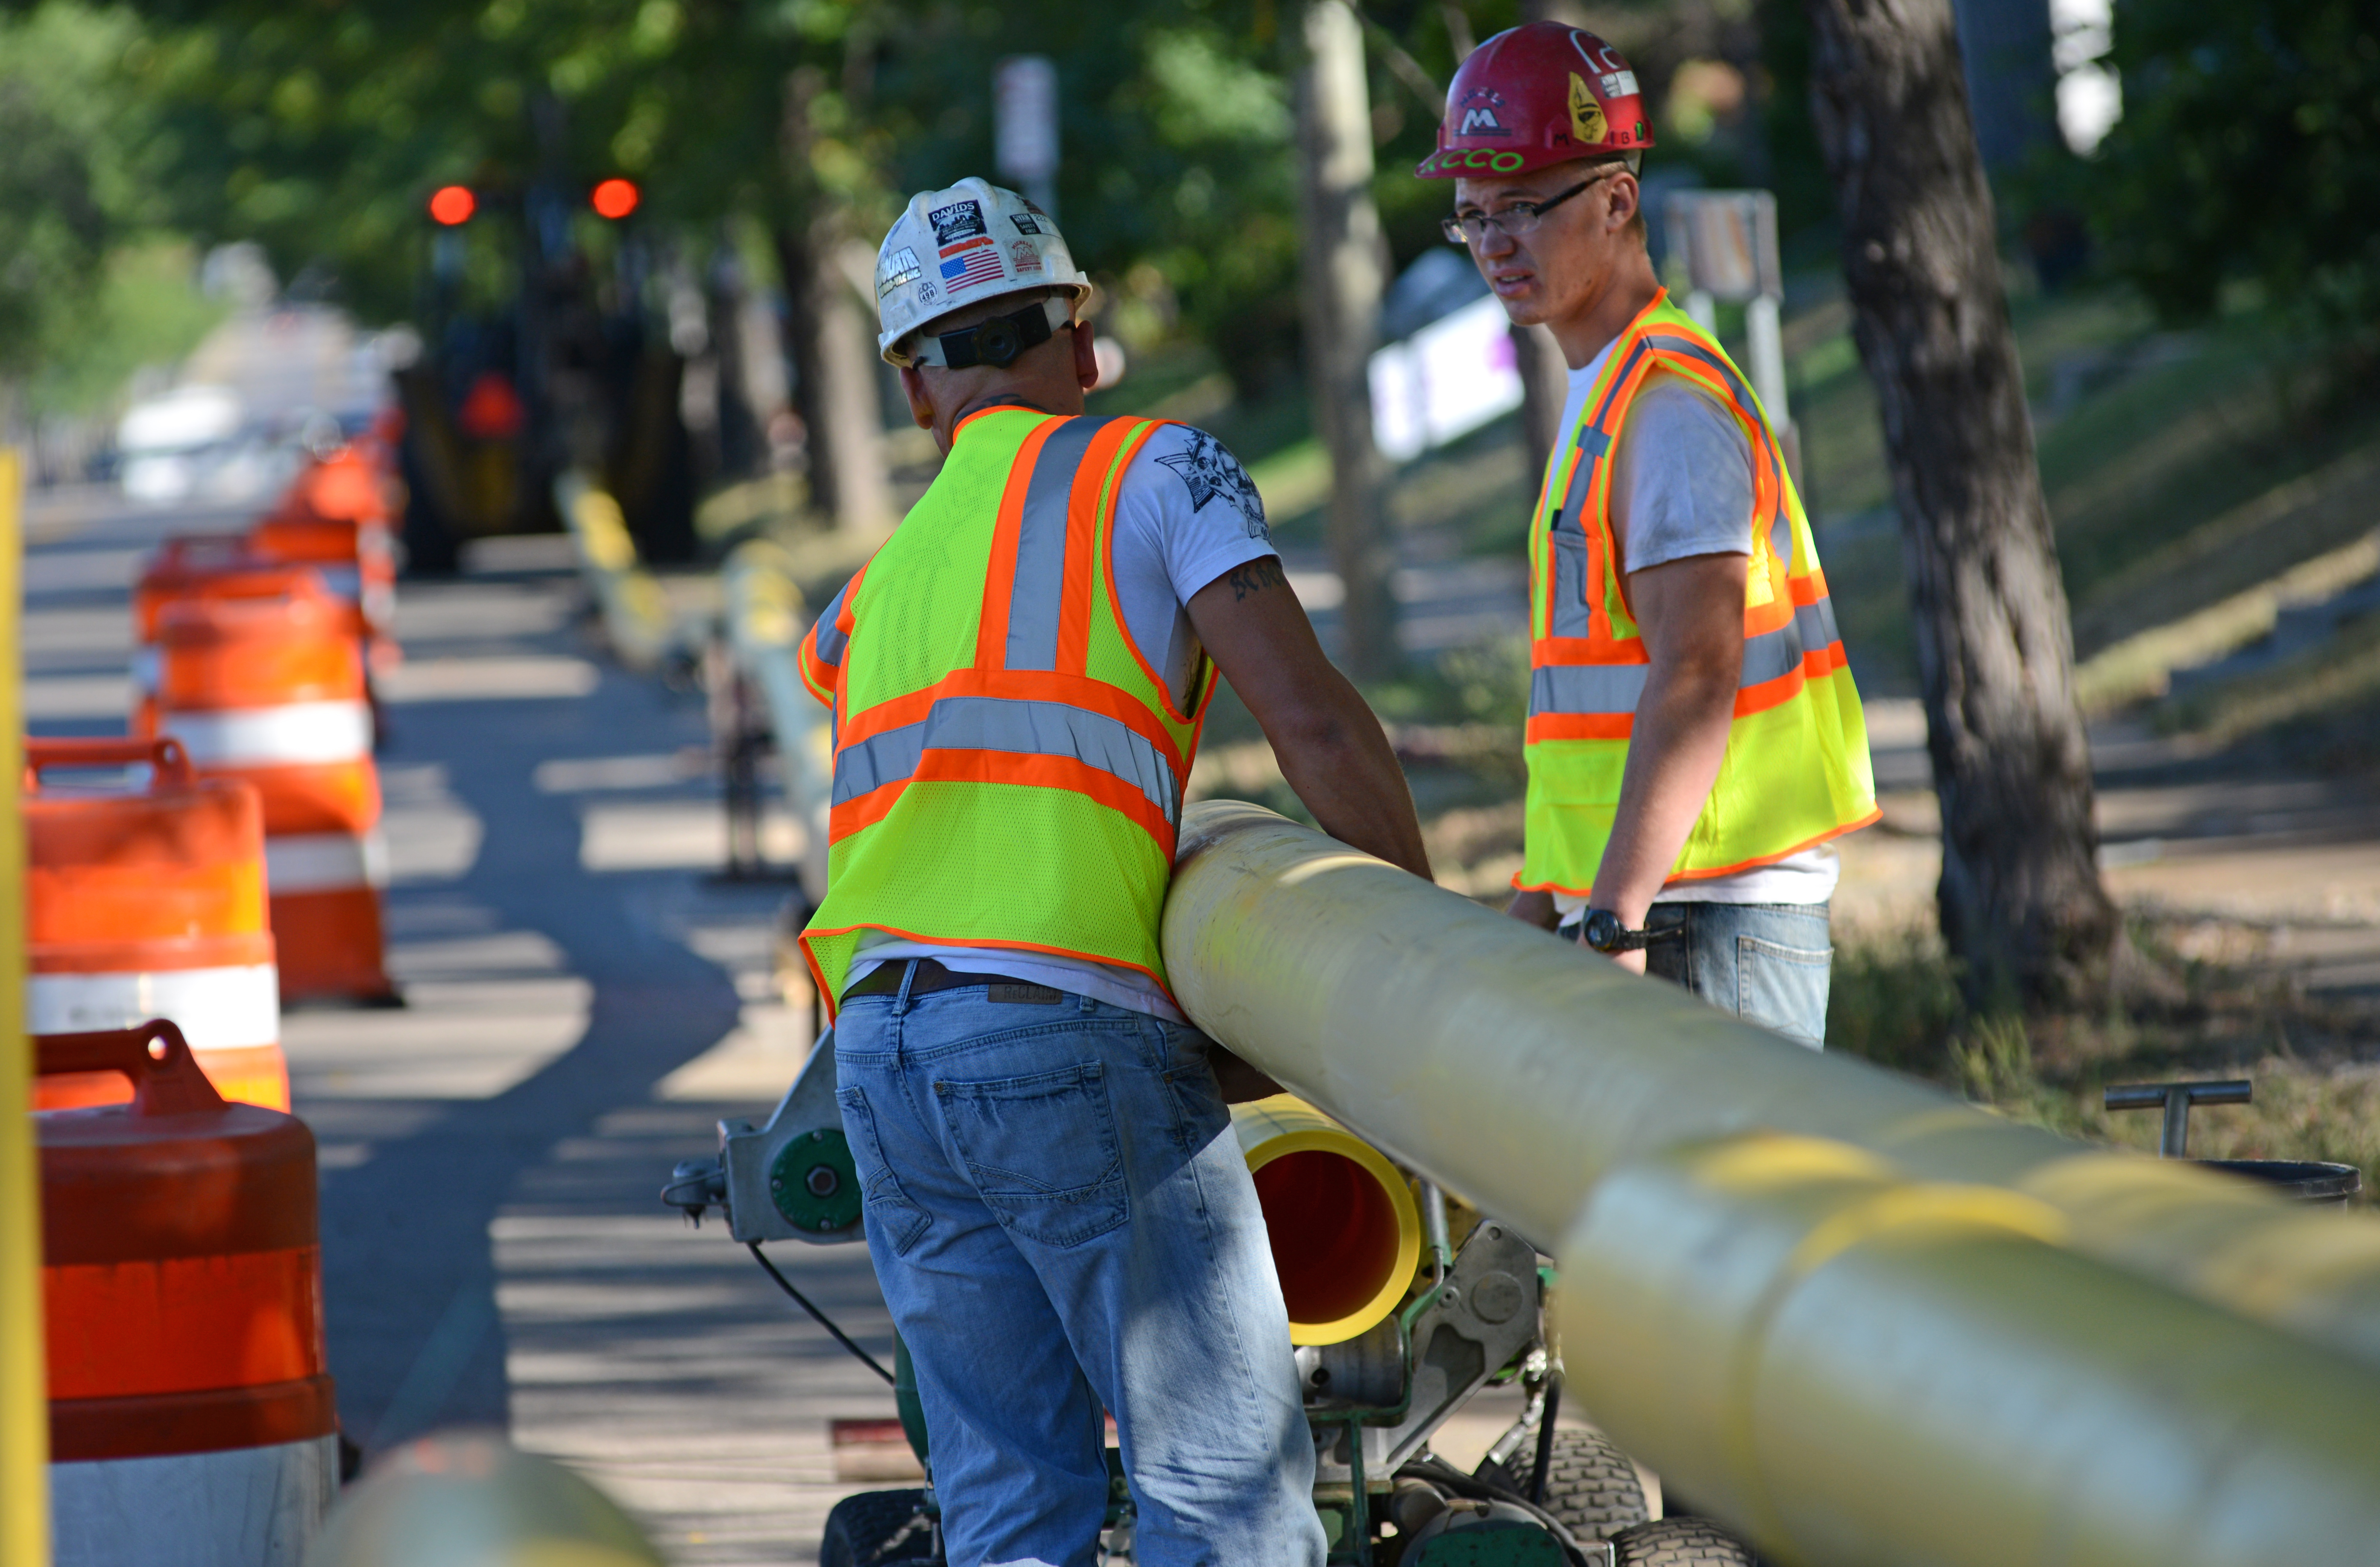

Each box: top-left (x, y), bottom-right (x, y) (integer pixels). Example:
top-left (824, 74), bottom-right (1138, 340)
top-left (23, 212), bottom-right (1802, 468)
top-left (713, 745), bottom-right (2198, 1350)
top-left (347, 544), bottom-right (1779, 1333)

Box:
top-left (2088, 0), bottom-right (2380, 332)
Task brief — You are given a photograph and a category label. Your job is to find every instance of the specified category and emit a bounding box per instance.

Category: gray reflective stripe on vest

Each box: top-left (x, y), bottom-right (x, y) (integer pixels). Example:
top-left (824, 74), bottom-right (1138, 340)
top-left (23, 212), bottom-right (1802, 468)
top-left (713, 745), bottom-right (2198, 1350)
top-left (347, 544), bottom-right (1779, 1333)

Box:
top-left (1546, 341), bottom-right (1651, 640)
top-left (831, 694), bottom-right (1179, 825)
top-left (1530, 662), bottom-right (1647, 716)
top-left (1004, 417), bottom-right (1104, 672)
top-left (813, 578), bottom-right (855, 667)
top-left (1528, 613), bottom-right (1828, 718)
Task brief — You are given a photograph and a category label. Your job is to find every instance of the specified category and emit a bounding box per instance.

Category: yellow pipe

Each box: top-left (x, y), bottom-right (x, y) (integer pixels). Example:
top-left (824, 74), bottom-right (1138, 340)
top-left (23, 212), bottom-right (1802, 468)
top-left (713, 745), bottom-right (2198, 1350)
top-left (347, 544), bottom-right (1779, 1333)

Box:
top-left (1160, 802), bottom-right (2380, 1563)
top-left (1162, 801), bottom-right (2380, 1363)
top-left (1231, 1095), bottom-right (1420, 1345)
top-left (0, 449), bottom-right (48, 1567)
top-left (1558, 1133), bottom-right (2380, 1566)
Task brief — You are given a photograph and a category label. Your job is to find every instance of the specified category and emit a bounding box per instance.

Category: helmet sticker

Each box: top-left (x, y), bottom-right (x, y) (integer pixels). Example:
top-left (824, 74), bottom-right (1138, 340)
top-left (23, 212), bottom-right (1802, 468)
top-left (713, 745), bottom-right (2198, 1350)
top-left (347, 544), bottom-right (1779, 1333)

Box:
top-left (1455, 88), bottom-right (1512, 138)
top-left (940, 243), bottom-right (1006, 292)
top-left (940, 234), bottom-right (994, 259)
top-left (1569, 74), bottom-right (1608, 145)
top-left (1601, 70), bottom-right (1639, 97)
top-left (928, 199), bottom-right (988, 246)
top-left (1010, 239), bottom-right (1044, 273)
top-left (917, 278), bottom-right (940, 305)
top-left (1569, 30), bottom-right (1628, 73)
top-left (1010, 213), bottom-right (1044, 235)
top-left (877, 247), bottom-right (922, 298)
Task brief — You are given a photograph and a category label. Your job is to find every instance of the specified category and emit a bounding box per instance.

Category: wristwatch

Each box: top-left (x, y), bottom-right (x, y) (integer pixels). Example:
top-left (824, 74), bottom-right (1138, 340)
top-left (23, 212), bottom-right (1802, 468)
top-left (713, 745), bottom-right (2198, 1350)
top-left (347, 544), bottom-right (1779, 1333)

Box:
top-left (1579, 907), bottom-right (1659, 953)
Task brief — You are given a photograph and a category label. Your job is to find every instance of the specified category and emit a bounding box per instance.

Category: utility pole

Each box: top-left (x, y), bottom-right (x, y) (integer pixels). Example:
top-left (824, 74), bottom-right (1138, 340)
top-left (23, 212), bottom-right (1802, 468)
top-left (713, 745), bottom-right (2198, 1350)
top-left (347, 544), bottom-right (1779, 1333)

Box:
top-left (1294, 0), bottom-right (1397, 679)
top-left (778, 67), bottom-right (892, 535)
top-left (1802, 0), bottom-right (2119, 1008)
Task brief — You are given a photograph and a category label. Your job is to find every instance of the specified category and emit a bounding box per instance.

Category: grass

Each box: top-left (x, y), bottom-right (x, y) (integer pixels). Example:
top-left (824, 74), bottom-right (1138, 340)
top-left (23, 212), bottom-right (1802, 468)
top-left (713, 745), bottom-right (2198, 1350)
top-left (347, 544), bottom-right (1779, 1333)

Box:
top-left (1822, 912), bottom-right (2380, 1195)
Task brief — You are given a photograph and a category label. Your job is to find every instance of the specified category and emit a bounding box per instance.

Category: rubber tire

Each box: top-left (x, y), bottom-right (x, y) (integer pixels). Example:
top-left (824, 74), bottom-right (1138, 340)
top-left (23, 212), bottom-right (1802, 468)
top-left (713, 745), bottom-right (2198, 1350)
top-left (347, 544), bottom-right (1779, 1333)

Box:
top-left (1495, 1426), bottom-right (1649, 1542)
top-left (820, 1488), bottom-right (939, 1567)
top-left (1611, 1518), bottom-right (1755, 1567)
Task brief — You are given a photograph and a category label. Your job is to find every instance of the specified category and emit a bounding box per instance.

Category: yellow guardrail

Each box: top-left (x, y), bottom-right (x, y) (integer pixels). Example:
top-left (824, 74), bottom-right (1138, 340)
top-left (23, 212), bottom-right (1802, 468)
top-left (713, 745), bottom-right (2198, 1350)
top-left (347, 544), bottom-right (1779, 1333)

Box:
top-left (1161, 800), bottom-right (2380, 1567)
top-left (556, 472), bottom-right (680, 672)
top-left (0, 449), bottom-right (49, 1566)
top-left (720, 538), bottom-right (833, 894)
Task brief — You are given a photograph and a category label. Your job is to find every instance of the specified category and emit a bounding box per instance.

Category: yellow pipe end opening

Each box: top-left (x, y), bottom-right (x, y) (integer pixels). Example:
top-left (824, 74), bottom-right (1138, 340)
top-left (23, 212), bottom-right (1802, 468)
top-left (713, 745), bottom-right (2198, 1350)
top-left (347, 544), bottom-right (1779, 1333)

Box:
top-left (1232, 1095), bottom-right (1422, 1346)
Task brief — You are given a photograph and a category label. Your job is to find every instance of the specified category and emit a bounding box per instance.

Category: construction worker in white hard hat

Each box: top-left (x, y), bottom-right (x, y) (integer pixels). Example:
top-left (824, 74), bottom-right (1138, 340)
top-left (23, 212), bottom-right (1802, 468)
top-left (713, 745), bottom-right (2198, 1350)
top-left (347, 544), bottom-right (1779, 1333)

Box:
top-left (796, 176), bottom-right (1432, 1566)
top-left (1423, 25), bottom-right (1877, 1047)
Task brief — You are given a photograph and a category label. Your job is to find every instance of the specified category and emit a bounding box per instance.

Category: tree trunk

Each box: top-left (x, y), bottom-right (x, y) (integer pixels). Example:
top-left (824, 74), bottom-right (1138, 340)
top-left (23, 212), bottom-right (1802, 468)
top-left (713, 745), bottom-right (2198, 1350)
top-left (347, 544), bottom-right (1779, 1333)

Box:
top-left (1294, 0), bottom-right (1397, 679)
top-left (779, 68), bottom-right (891, 534)
top-left (1801, 0), bottom-right (2118, 1009)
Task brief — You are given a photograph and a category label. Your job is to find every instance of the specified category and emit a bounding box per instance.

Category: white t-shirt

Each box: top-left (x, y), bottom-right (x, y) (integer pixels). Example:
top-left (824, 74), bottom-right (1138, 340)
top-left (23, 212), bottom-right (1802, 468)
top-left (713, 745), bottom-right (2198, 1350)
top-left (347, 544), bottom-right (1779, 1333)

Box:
top-left (845, 421), bottom-right (1277, 1021)
top-left (1546, 342), bottom-right (1841, 919)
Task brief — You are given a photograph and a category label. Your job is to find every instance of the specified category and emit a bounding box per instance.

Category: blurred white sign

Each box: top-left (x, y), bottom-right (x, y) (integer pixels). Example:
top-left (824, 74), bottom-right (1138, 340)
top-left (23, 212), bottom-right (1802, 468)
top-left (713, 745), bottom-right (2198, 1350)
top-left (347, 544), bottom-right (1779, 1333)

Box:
top-left (995, 57), bottom-right (1060, 193)
top-left (1368, 294), bottom-right (1524, 463)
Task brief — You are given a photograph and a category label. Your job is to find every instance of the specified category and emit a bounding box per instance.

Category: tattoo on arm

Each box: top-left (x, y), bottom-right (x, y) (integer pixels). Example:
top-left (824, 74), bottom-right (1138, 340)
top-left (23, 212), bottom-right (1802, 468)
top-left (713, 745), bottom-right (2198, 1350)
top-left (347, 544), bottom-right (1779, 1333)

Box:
top-left (1226, 558), bottom-right (1288, 601)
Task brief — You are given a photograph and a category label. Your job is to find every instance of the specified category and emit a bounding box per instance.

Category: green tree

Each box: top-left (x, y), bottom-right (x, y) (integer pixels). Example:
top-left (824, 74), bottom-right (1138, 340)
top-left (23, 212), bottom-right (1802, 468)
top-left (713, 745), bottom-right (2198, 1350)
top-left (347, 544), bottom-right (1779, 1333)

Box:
top-left (2088, 0), bottom-right (2380, 334)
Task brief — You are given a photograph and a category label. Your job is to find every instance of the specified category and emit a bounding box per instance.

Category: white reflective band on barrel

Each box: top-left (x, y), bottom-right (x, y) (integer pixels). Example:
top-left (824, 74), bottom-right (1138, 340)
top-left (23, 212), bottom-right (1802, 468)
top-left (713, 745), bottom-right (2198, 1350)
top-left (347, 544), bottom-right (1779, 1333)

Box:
top-left (164, 701), bottom-right (372, 766)
top-left (313, 564), bottom-right (363, 599)
top-left (834, 696), bottom-right (1179, 824)
top-left (266, 829), bottom-right (390, 892)
top-left (1530, 611), bottom-right (1831, 718)
top-left (129, 644), bottom-right (160, 695)
top-left (28, 963), bottom-right (280, 1050)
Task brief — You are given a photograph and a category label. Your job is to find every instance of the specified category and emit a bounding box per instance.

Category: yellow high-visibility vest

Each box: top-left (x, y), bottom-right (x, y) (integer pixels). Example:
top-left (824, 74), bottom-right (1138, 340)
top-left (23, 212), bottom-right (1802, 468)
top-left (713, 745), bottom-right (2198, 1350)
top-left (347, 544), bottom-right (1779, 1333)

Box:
top-left (797, 407), bottom-right (1209, 1014)
top-left (1519, 291), bottom-right (1878, 898)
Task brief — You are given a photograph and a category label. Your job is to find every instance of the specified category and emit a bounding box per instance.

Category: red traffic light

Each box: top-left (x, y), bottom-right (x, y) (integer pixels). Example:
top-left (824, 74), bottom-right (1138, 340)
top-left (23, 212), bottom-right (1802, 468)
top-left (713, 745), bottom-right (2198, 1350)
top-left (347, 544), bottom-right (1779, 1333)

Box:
top-left (591, 178), bottom-right (640, 220)
top-left (428, 185), bottom-right (477, 226)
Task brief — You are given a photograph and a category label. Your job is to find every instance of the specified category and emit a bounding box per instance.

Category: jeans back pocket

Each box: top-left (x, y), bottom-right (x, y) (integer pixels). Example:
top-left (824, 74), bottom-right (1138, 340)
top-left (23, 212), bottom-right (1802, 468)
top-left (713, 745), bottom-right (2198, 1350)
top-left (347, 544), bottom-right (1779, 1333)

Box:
top-left (1736, 933), bottom-right (1832, 1050)
top-left (837, 1085), bottom-right (933, 1256)
top-left (934, 1063), bottom-right (1129, 1248)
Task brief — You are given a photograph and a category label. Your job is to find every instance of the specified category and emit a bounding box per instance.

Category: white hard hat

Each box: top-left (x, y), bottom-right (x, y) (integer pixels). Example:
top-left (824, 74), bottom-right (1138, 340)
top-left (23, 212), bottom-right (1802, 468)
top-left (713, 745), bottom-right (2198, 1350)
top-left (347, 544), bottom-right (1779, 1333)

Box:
top-left (872, 177), bottom-right (1093, 366)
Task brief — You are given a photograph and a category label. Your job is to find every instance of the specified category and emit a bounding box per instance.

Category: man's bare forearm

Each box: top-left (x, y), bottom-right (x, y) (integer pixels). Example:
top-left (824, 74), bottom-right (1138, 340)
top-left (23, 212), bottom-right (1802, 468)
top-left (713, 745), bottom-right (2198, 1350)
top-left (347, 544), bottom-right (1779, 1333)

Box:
top-left (1587, 552), bottom-right (1750, 927)
top-left (1186, 560), bottom-right (1432, 883)
top-left (1591, 661), bottom-right (1737, 922)
top-left (1269, 671), bottom-right (1434, 880)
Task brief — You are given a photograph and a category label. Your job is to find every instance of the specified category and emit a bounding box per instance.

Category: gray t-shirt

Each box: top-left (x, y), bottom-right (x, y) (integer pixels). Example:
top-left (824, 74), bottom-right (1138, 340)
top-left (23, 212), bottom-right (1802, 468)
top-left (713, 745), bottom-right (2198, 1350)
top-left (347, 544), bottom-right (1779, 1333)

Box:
top-left (1549, 343), bottom-right (1841, 912)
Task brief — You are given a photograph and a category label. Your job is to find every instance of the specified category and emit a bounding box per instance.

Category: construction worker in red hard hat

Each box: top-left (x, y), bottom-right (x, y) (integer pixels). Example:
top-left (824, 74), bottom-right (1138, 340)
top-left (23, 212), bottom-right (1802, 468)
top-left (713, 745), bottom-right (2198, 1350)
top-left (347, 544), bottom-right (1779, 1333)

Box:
top-left (1423, 23), bottom-right (1878, 1047)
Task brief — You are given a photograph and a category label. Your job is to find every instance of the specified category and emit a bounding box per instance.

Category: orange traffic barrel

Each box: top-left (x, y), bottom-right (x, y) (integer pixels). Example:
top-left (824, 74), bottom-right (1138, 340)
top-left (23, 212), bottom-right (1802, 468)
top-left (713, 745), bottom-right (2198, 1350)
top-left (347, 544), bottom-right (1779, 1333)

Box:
top-left (254, 448), bottom-right (399, 661)
top-left (131, 535), bottom-right (348, 737)
top-left (25, 735), bottom-right (287, 1112)
top-left (38, 1020), bottom-right (337, 1565)
top-left (155, 578), bottom-right (396, 1003)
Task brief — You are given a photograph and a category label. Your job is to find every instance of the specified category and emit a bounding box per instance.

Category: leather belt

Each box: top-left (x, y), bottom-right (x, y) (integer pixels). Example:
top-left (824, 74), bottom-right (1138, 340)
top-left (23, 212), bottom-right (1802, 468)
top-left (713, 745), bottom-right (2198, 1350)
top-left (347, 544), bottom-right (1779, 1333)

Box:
top-left (843, 957), bottom-right (1058, 1003)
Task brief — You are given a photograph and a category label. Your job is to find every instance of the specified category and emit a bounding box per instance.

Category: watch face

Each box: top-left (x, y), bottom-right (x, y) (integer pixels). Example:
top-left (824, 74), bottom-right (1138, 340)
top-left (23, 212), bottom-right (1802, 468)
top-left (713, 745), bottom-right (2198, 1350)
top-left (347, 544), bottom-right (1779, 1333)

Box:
top-left (1583, 909), bottom-right (1621, 952)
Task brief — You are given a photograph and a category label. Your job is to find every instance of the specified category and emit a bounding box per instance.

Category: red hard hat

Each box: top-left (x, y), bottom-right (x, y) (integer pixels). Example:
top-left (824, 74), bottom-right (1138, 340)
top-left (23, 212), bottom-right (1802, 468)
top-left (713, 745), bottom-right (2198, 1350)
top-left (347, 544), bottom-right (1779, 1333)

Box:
top-left (1417, 22), bottom-right (1654, 180)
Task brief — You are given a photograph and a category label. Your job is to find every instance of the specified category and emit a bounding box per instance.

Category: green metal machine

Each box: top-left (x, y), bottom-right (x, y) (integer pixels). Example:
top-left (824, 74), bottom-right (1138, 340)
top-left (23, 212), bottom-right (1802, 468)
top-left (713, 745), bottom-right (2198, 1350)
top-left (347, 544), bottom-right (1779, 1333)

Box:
top-left (664, 1038), bottom-right (1748, 1567)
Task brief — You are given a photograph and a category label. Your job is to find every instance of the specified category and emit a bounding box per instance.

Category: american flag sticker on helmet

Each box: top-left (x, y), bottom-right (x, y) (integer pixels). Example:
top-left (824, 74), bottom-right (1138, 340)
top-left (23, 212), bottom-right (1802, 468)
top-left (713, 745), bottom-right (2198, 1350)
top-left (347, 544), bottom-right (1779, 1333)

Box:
top-left (940, 245), bottom-right (1006, 292)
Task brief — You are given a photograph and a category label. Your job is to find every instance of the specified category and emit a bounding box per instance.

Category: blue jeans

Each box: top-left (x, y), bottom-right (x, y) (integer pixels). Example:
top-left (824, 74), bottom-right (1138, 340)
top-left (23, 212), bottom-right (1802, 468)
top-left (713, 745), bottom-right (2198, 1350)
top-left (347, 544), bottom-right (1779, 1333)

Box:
top-left (834, 976), bottom-right (1325, 1567)
top-left (1575, 902), bottom-right (1833, 1048)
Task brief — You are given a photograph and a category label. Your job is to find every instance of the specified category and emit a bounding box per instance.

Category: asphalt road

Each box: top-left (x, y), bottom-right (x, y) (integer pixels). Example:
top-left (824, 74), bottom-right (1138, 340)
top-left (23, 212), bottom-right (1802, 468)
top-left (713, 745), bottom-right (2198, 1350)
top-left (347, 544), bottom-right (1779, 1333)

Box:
top-left (23, 486), bottom-right (895, 1563)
